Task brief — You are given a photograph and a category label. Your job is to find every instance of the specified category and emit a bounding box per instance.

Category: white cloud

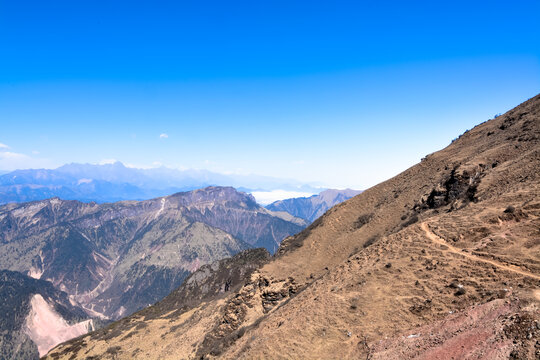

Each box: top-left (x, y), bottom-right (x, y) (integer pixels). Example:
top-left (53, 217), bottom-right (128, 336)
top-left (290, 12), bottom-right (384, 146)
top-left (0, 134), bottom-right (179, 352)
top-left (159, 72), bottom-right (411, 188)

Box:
top-left (159, 133), bottom-right (169, 139)
top-left (125, 163), bottom-right (154, 169)
top-left (32, 150), bottom-right (40, 155)
top-left (250, 189), bottom-right (316, 205)
top-left (0, 142), bottom-right (9, 149)
top-left (99, 159), bottom-right (118, 165)
top-left (0, 151), bottom-right (55, 171)
top-left (124, 161), bottom-right (169, 169)
top-left (0, 151), bottom-right (29, 160)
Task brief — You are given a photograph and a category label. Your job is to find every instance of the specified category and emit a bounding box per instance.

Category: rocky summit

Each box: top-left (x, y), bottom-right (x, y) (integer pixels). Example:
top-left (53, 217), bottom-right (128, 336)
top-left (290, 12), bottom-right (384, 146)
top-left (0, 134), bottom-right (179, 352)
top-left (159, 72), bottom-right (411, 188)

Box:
top-left (45, 94), bottom-right (540, 359)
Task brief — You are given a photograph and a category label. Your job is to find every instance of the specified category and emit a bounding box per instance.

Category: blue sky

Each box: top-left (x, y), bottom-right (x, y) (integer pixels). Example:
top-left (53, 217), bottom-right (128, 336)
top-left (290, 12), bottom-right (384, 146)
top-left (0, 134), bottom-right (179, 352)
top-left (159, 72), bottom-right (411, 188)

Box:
top-left (0, 0), bottom-right (539, 189)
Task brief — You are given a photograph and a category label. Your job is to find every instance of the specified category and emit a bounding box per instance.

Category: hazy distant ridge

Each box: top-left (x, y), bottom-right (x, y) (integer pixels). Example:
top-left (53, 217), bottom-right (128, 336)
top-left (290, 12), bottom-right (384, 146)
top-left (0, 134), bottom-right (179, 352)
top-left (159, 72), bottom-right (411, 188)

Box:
top-left (266, 189), bottom-right (361, 222)
top-left (0, 162), bottom-right (320, 204)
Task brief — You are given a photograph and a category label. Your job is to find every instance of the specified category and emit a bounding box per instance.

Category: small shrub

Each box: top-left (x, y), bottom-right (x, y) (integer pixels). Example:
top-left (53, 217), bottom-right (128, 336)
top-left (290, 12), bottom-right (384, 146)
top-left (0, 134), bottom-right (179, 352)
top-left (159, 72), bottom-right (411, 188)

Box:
top-left (106, 346), bottom-right (121, 355)
top-left (400, 214), bottom-right (419, 229)
top-left (504, 205), bottom-right (515, 214)
top-left (363, 235), bottom-right (379, 248)
top-left (353, 213), bottom-right (373, 229)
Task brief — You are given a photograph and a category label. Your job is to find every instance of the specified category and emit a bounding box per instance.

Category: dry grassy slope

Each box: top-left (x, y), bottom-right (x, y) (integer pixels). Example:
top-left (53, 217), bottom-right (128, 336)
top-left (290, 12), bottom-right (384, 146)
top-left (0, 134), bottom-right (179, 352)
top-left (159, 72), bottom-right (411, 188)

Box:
top-left (267, 93), bottom-right (539, 283)
top-left (46, 94), bottom-right (540, 360)
top-left (44, 249), bottom-right (269, 360)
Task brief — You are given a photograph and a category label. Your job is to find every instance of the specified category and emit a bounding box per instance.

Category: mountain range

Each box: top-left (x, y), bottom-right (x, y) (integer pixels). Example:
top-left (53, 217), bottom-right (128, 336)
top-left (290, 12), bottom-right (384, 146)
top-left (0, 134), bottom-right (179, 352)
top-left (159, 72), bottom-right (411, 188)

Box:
top-left (45, 94), bottom-right (540, 359)
top-left (0, 186), bottom-right (307, 359)
top-left (0, 162), bottom-right (321, 205)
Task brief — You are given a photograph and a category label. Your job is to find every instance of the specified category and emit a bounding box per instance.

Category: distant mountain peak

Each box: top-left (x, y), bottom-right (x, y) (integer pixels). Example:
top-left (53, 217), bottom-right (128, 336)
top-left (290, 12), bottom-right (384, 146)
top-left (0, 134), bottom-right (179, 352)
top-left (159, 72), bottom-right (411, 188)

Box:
top-left (266, 188), bottom-right (361, 222)
top-left (58, 160), bottom-right (127, 169)
top-left (167, 186), bottom-right (258, 208)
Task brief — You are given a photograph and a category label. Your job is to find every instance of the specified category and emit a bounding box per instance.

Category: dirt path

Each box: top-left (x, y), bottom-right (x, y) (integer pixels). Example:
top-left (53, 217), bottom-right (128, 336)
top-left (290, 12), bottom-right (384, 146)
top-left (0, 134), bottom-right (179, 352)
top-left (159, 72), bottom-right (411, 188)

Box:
top-left (421, 222), bottom-right (540, 281)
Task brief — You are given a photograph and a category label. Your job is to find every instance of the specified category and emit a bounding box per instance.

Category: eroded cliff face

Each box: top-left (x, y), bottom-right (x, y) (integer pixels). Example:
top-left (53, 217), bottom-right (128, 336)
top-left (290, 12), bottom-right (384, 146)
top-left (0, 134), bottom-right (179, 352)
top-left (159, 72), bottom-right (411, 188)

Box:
top-left (24, 294), bottom-right (94, 357)
top-left (45, 94), bottom-right (540, 359)
top-left (0, 270), bottom-right (92, 360)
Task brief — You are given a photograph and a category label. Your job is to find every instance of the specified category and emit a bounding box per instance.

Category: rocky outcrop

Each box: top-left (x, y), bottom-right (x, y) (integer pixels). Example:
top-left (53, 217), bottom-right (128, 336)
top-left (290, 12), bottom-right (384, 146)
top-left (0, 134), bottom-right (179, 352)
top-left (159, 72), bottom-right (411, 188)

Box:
top-left (195, 272), bottom-right (299, 359)
top-left (416, 165), bottom-right (484, 211)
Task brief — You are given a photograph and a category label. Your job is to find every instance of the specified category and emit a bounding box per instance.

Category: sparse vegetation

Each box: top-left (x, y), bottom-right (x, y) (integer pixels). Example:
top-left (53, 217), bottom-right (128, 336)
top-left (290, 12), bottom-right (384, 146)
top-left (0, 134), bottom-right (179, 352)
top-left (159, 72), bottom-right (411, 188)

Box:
top-left (363, 235), bottom-right (380, 248)
top-left (105, 346), bottom-right (121, 359)
top-left (504, 205), bottom-right (515, 213)
top-left (353, 213), bottom-right (373, 229)
top-left (401, 214), bottom-right (419, 228)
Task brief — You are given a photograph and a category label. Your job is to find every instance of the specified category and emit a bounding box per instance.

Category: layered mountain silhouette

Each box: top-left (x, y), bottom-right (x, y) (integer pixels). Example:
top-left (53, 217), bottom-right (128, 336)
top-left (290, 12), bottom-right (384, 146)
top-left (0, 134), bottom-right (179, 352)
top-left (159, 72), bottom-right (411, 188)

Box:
top-left (0, 162), bottom-right (319, 204)
top-left (0, 186), bottom-right (306, 358)
top-left (266, 189), bottom-right (361, 222)
top-left (45, 95), bottom-right (540, 359)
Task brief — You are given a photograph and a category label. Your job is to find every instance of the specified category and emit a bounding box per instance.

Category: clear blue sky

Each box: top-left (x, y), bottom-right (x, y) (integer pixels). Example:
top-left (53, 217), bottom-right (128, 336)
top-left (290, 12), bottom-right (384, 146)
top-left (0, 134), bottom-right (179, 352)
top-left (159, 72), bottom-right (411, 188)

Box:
top-left (0, 0), bottom-right (539, 188)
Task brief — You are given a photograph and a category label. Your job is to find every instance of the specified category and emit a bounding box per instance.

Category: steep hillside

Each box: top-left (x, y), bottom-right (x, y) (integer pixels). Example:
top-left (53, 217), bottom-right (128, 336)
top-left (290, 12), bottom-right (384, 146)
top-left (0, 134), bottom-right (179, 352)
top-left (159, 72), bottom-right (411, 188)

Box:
top-left (44, 249), bottom-right (269, 360)
top-left (0, 270), bottom-right (95, 360)
top-left (266, 189), bottom-right (361, 222)
top-left (0, 187), bottom-right (304, 322)
top-left (46, 94), bottom-right (540, 359)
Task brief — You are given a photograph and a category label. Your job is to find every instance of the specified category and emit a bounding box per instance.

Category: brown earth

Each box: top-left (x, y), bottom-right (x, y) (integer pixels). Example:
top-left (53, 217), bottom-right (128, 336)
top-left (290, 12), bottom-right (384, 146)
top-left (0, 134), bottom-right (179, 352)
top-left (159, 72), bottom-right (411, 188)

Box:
top-left (45, 94), bottom-right (540, 359)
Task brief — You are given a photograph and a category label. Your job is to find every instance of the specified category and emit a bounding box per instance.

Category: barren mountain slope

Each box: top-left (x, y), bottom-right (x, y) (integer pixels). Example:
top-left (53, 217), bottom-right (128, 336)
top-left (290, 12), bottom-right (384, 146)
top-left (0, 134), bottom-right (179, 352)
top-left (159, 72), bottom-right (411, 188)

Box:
top-left (46, 94), bottom-right (540, 359)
